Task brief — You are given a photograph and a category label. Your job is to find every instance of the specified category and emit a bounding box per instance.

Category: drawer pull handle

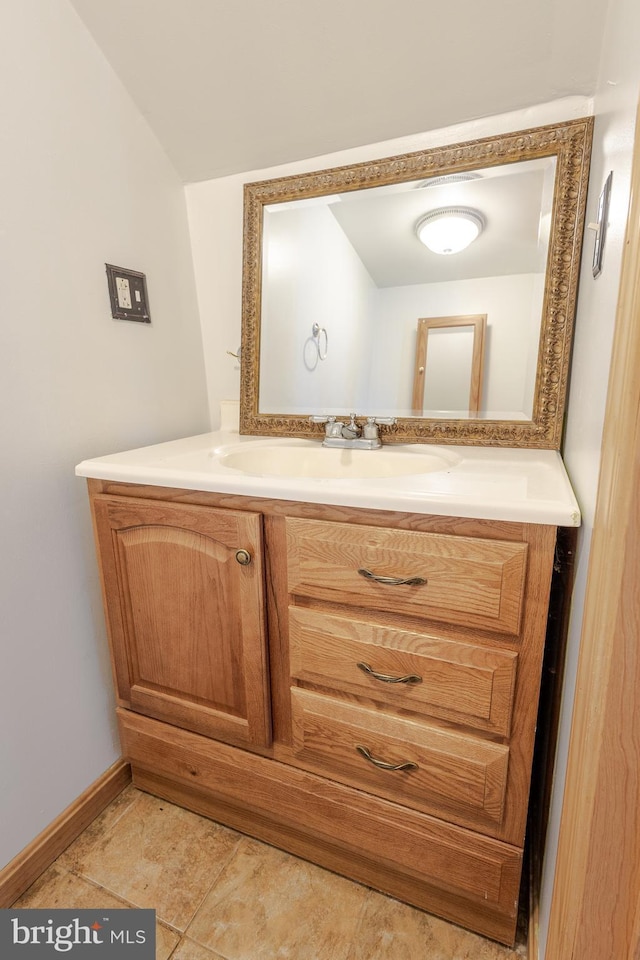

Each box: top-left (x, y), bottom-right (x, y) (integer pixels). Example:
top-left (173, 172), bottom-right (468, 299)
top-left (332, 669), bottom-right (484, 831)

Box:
top-left (357, 662), bottom-right (422, 685)
top-left (356, 745), bottom-right (418, 772)
top-left (357, 568), bottom-right (427, 587)
top-left (235, 549), bottom-right (252, 565)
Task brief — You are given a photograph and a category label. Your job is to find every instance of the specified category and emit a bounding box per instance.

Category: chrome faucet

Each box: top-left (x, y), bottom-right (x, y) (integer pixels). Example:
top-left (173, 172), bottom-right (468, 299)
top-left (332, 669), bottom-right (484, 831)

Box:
top-left (309, 414), bottom-right (397, 449)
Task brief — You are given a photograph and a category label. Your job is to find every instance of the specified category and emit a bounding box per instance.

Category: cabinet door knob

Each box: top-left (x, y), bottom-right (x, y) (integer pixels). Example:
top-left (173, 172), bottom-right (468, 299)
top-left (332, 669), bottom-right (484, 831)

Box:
top-left (235, 549), bottom-right (252, 565)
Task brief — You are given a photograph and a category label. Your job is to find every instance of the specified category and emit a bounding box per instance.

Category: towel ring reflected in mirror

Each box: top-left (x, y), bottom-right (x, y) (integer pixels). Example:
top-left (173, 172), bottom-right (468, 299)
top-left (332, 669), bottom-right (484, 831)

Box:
top-left (303, 323), bottom-right (329, 371)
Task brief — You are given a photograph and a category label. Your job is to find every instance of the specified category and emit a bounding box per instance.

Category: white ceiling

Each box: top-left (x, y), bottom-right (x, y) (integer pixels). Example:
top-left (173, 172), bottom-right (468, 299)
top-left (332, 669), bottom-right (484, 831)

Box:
top-left (327, 158), bottom-right (554, 286)
top-left (68, 0), bottom-right (608, 183)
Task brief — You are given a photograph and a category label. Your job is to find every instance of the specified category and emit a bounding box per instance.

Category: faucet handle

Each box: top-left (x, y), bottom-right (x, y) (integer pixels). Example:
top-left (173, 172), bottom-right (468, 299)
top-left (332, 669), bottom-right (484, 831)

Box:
top-left (371, 417), bottom-right (397, 426)
top-left (363, 416), bottom-right (397, 441)
top-left (309, 415), bottom-right (343, 438)
top-left (363, 417), bottom-right (380, 440)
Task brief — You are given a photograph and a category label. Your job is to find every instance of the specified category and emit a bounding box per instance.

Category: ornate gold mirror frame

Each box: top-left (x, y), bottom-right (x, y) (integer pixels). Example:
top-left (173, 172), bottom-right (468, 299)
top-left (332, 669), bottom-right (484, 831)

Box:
top-left (240, 117), bottom-right (593, 448)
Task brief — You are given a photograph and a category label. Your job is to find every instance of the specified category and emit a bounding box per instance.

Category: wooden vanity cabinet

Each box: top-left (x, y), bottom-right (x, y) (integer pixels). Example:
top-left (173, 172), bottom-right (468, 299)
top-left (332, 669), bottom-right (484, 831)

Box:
top-left (87, 479), bottom-right (559, 946)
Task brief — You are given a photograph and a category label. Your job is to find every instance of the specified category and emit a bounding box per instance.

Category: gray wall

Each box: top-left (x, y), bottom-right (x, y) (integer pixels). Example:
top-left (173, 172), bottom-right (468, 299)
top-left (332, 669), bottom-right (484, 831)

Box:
top-left (0, 0), bottom-right (210, 868)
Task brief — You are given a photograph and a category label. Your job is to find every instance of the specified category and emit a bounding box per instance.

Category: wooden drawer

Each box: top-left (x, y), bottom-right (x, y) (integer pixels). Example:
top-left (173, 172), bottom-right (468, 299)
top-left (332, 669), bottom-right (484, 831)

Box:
top-left (286, 518), bottom-right (527, 634)
top-left (289, 607), bottom-right (518, 736)
top-left (291, 688), bottom-right (510, 830)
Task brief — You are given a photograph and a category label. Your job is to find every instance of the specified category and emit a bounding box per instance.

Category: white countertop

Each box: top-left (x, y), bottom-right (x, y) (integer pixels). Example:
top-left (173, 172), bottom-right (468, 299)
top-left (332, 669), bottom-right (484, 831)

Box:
top-left (75, 430), bottom-right (581, 527)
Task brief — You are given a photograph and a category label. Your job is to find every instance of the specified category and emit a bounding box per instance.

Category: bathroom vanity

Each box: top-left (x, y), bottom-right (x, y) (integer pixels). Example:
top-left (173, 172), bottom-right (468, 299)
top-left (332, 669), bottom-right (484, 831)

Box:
top-left (78, 116), bottom-right (592, 945)
top-left (78, 433), bottom-right (580, 945)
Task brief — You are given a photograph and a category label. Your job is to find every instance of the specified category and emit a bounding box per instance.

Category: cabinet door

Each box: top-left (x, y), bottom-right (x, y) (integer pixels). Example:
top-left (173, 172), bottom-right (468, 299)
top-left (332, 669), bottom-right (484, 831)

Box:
top-left (92, 496), bottom-right (271, 748)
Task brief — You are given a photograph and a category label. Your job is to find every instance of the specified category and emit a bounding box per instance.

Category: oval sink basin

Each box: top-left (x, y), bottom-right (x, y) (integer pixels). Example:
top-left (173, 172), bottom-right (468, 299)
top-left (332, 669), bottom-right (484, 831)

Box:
top-left (219, 441), bottom-right (459, 479)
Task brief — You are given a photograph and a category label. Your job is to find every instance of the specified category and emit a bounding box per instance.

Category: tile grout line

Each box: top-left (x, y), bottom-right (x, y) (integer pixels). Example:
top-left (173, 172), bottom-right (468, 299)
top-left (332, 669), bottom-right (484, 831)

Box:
top-left (57, 863), bottom-right (191, 955)
top-left (171, 927), bottom-right (236, 960)
top-left (184, 832), bottom-right (250, 936)
top-left (60, 862), bottom-right (185, 937)
top-left (87, 785), bottom-right (144, 839)
top-left (181, 836), bottom-right (255, 952)
top-left (62, 788), bottom-right (240, 935)
top-left (19, 862), bottom-right (186, 960)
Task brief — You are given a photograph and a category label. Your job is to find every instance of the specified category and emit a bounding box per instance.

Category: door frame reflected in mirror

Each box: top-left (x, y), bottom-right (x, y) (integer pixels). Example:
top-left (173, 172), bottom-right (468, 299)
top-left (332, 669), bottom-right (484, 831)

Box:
top-left (412, 314), bottom-right (486, 418)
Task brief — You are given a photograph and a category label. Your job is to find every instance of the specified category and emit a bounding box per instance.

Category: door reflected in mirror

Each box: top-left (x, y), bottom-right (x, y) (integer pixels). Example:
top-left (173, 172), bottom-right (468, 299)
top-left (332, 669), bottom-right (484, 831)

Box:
top-left (412, 315), bottom-right (487, 418)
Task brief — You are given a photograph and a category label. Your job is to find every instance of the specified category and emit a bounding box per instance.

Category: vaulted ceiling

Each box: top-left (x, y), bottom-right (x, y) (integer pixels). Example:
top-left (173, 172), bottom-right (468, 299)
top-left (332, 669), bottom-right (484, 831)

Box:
top-left (69, 0), bottom-right (608, 182)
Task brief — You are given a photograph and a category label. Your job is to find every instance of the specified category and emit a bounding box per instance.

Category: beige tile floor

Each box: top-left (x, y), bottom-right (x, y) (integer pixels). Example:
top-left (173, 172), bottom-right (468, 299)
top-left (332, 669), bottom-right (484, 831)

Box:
top-left (14, 786), bottom-right (527, 960)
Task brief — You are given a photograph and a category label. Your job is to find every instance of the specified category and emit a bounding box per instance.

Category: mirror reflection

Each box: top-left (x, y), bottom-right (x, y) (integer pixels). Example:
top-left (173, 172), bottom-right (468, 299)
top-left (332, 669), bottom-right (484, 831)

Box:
top-left (259, 157), bottom-right (555, 421)
top-left (241, 118), bottom-right (593, 447)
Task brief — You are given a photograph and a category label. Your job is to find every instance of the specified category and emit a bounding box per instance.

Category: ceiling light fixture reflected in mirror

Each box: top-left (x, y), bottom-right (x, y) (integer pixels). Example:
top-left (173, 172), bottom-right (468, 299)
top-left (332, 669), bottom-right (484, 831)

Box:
top-left (416, 207), bottom-right (485, 255)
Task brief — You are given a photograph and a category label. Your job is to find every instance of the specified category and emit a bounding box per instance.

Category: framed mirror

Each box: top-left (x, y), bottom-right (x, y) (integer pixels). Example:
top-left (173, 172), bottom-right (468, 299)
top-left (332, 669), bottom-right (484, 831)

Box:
top-left (240, 118), bottom-right (593, 448)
